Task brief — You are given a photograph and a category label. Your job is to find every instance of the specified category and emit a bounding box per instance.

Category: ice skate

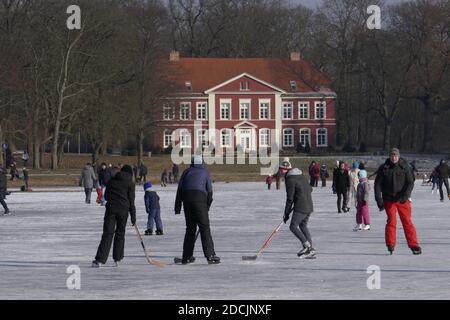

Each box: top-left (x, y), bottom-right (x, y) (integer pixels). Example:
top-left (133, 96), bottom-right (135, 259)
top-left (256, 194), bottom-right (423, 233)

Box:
top-left (387, 245), bottom-right (394, 255)
top-left (3, 209), bottom-right (11, 216)
top-left (113, 260), bottom-right (120, 267)
top-left (411, 246), bottom-right (422, 255)
top-left (299, 247), bottom-right (316, 259)
top-left (144, 229), bottom-right (152, 236)
top-left (207, 255), bottom-right (221, 265)
top-left (353, 224), bottom-right (362, 231)
top-left (363, 225), bottom-right (371, 231)
top-left (91, 260), bottom-right (102, 268)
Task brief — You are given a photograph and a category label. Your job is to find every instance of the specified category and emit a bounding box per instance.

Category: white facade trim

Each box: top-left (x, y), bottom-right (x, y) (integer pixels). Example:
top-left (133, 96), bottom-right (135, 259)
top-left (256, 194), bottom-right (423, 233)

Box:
top-left (205, 72), bottom-right (286, 94)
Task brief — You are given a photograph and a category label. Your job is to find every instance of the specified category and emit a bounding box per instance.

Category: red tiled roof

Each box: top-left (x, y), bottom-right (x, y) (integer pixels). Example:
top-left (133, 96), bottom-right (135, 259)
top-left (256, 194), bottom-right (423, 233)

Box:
top-left (162, 57), bottom-right (333, 94)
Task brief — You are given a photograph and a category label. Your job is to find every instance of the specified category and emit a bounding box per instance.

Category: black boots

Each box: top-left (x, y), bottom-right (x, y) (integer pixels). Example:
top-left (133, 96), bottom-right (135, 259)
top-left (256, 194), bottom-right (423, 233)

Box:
top-left (207, 255), bottom-right (221, 265)
top-left (411, 246), bottom-right (422, 255)
top-left (387, 245), bottom-right (394, 255)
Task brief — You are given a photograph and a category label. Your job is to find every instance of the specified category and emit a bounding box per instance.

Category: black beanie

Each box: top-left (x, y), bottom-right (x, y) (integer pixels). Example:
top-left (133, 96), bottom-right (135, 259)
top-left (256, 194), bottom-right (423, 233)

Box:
top-left (121, 165), bottom-right (133, 175)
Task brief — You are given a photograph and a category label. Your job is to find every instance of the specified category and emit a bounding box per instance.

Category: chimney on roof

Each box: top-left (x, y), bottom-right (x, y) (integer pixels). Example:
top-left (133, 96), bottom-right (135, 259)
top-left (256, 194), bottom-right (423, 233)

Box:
top-left (290, 52), bottom-right (301, 61)
top-left (169, 50), bottom-right (180, 62)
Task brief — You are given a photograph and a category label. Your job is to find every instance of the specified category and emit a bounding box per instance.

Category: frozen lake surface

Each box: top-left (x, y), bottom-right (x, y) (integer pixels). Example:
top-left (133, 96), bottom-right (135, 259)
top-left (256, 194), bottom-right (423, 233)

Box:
top-left (1, 181), bottom-right (449, 300)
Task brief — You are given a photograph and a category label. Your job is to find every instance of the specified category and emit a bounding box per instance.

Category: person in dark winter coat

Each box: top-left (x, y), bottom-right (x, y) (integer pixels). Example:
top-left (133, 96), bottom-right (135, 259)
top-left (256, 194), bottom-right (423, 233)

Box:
top-left (319, 164), bottom-right (329, 187)
top-left (0, 166), bottom-right (10, 215)
top-left (144, 181), bottom-right (163, 235)
top-left (427, 169), bottom-right (439, 194)
top-left (9, 162), bottom-right (20, 181)
top-left (92, 165), bottom-right (137, 267)
top-left (161, 169), bottom-right (168, 187)
top-left (308, 161), bottom-right (316, 186)
top-left (435, 159), bottom-right (450, 202)
top-left (175, 155), bottom-right (220, 265)
top-left (333, 161), bottom-right (351, 213)
top-left (139, 162), bottom-right (148, 184)
top-left (23, 167), bottom-right (30, 191)
top-left (280, 159), bottom-right (316, 259)
top-left (375, 148), bottom-right (421, 255)
top-left (132, 165), bottom-right (139, 183)
top-left (172, 163), bottom-right (180, 183)
top-left (80, 163), bottom-right (97, 204)
top-left (98, 163), bottom-right (109, 205)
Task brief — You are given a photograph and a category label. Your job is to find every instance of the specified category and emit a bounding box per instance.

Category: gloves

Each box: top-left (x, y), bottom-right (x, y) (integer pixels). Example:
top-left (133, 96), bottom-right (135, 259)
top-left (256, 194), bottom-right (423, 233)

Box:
top-left (377, 201), bottom-right (384, 212)
top-left (283, 214), bottom-right (290, 224)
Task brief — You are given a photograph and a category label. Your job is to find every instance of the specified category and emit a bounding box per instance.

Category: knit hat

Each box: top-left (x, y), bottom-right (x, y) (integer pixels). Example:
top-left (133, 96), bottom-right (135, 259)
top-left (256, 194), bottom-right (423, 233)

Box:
top-left (121, 165), bottom-right (133, 175)
top-left (279, 157), bottom-right (292, 170)
top-left (358, 170), bottom-right (367, 178)
top-left (390, 148), bottom-right (400, 156)
top-left (192, 154), bottom-right (203, 165)
top-left (352, 161), bottom-right (359, 169)
top-left (143, 181), bottom-right (152, 191)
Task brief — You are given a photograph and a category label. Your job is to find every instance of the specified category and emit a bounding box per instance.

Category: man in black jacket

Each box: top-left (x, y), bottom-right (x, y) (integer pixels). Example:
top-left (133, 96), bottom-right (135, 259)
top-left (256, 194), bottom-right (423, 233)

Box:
top-left (333, 161), bottom-right (351, 213)
top-left (0, 166), bottom-right (10, 215)
top-left (375, 148), bottom-right (421, 255)
top-left (92, 165), bottom-right (137, 267)
top-left (280, 159), bottom-right (316, 259)
top-left (435, 159), bottom-right (450, 202)
top-left (175, 155), bottom-right (220, 265)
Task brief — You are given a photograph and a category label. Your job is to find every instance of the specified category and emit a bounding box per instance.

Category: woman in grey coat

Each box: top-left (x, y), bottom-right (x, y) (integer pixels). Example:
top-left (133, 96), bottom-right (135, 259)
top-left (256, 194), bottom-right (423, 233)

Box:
top-left (80, 163), bottom-right (97, 204)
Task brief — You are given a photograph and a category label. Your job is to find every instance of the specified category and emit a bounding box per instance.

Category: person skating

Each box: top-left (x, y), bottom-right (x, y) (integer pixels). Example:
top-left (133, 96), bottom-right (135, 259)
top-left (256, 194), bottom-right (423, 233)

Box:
top-left (92, 165), bottom-right (137, 267)
top-left (174, 155), bottom-right (220, 265)
top-left (427, 169), bottom-right (439, 195)
top-left (266, 175), bottom-right (273, 190)
top-left (312, 162), bottom-right (320, 187)
top-left (308, 161), bottom-right (316, 186)
top-left (435, 159), bottom-right (450, 202)
top-left (98, 163), bottom-right (110, 206)
top-left (375, 148), bottom-right (421, 255)
top-left (354, 170), bottom-right (371, 231)
top-left (279, 159), bottom-right (316, 259)
top-left (9, 162), bottom-right (20, 181)
top-left (144, 181), bottom-right (163, 236)
top-left (0, 165), bottom-right (10, 215)
top-left (319, 164), bottom-right (329, 187)
top-left (333, 161), bottom-right (351, 213)
top-left (161, 169), bottom-right (168, 187)
top-left (349, 162), bottom-right (360, 208)
top-left (139, 162), bottom-right (148, 184)
top-left (22, 167), bottom-right (30, 191)
top-left (172, 163), bottom-right (179, 183)
top-left (80, 163), bottom-right (97, 204)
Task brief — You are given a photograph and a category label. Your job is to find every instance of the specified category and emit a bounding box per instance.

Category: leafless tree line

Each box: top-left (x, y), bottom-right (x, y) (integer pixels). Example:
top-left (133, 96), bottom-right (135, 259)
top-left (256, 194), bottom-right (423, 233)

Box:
top-left (1, 0), bottom-right (449, 169)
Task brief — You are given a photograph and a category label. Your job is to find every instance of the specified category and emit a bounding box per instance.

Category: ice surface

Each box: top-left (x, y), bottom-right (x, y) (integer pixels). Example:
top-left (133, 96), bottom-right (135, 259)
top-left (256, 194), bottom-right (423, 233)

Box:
top-left (0, 181), bottom-right (449, 299)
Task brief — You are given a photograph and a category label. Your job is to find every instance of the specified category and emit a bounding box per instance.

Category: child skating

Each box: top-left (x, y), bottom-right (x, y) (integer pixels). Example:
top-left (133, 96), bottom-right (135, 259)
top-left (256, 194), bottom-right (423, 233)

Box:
top-left (144, 182), bottom-right (163, 236)
top-left (354, 170), bottom-right (371, 231)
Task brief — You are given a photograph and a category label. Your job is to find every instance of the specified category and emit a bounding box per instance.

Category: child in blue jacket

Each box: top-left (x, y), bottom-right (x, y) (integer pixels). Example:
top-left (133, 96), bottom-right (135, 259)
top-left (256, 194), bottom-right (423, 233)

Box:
top-left (144, 182), bottom-right (163, 235)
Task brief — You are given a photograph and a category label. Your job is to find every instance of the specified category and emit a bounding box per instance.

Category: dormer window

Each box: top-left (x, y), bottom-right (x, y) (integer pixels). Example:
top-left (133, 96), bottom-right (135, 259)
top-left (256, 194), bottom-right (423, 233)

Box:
top-left (240, 81), bottom-right (250, 91)
top-left (290, 81), bottom-right (297, 92)
top-left (185, 81), bottom-right (192, 91)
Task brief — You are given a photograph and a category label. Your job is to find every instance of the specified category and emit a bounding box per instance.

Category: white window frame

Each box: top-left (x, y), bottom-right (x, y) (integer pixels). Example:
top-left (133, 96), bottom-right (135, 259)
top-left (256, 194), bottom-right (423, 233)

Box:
top-left (163, 130), bottom-right (172, 148)
top-left (239, 99), bottom-right (251, 120)
top-left (196, 102), bottom-right (208, 120)
top-left (196, 129), bottom-right (208, 149)
top-left (259, 99), bottom-right (271, 120)
top-left (220, 129), bottom-right (232, 147)
top-left (314, 101), bottom-right (326, 120)
top-left (316, 128), bottom-right (328, 147)
top-left (299, 128), bottom-right (311, 147)
top-left (298, 101), bottom-right (310, 120)
top-left (180, 102), bottom-right (191, 120)
top-left (220, 99), bottom-right (232, 120)
top-left (282, 102), bottom-right (293, 120)
top-left (259, 128), bottom-right (270, 147)
top-left (283, 128), bottom-right (294, 147)
top-left (163, 104), bottom-right (174, 120)
top-left (240, 81), bottom-right (250, 91)
top-left (180, 129), bottom-right (191, 148)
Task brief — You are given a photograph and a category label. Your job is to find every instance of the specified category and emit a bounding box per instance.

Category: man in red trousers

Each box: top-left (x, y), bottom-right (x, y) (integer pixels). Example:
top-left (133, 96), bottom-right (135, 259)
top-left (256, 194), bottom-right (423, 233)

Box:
top-left (375, 148), bottom-right (422, 255)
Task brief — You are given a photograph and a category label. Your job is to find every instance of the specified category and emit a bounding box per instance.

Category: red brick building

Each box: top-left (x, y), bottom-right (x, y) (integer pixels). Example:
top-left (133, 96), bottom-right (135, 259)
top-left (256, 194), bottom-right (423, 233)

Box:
top-left (154, 51), bottom-right (336, 153)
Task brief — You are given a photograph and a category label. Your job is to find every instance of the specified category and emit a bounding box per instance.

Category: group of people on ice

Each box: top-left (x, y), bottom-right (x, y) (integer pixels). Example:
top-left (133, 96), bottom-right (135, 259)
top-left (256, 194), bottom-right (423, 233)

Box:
top-left (89, 146), bottom-right (441, 268)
